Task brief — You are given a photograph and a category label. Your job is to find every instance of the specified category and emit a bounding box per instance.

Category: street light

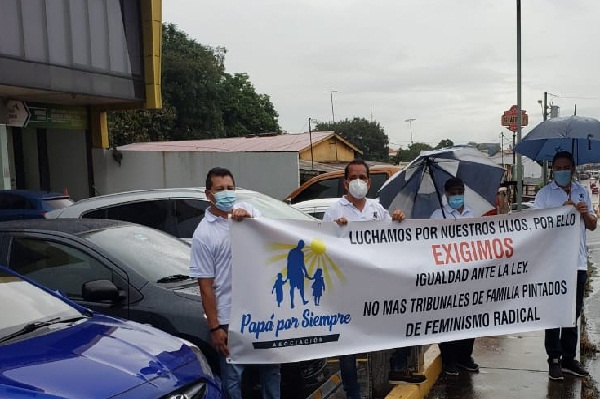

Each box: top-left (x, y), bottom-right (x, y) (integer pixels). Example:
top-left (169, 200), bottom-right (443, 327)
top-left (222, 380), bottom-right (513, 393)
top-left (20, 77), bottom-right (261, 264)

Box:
top-left (405, 118), bottom-right (416, 145)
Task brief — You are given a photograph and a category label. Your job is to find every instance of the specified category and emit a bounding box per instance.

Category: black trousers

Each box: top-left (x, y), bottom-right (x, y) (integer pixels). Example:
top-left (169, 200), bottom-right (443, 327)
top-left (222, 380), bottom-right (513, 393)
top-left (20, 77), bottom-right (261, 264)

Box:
top-left (439, 338), bottom-right (475, 366)
top-left (545, 270), bottom-right (587, 362)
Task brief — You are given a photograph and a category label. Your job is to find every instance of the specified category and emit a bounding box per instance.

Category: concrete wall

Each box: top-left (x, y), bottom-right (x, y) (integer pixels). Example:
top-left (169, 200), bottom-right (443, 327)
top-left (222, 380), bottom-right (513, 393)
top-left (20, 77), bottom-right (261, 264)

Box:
top-left (92, 150), bottom-right (300, 200)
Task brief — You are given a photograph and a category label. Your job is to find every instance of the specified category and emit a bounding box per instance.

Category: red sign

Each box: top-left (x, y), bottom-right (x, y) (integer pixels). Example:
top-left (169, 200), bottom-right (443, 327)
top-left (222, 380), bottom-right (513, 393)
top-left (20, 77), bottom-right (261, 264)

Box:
top-left (501, 105), bottom-right (528, 132)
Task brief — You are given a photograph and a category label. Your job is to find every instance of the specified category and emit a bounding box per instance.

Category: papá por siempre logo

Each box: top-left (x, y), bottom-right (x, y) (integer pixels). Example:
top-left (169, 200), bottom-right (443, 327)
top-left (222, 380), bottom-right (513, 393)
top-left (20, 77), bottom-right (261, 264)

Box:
top-left (269, 238), bottom-right (346, 309)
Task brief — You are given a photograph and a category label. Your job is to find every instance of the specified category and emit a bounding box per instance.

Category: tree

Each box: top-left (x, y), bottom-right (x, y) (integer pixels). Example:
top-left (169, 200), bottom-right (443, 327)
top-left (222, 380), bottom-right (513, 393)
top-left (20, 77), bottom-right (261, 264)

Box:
top-left (315, 118), bottom-right (389, 162)
top-left (108, 23), bottom-right (280, 145)
top-left (435, 139), bottom-right (454, 149)
top-left (219, 73), bottom-right (279, 136)
top-left (108, 105), bottom-right (177, 147)
top-left (393, 142), bottom-right (433, 164)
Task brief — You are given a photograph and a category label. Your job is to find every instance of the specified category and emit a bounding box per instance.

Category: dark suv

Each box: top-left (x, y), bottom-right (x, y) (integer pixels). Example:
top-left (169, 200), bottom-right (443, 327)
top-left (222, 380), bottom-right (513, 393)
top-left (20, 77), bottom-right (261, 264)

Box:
top-left (286, 165), bottom-right (400, 204)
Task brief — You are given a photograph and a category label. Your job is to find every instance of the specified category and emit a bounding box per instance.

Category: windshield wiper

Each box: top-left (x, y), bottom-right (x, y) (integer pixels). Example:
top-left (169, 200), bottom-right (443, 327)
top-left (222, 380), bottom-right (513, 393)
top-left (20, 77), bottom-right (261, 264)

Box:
top-left (0, 316), bottom-right (88, 344)
top-left (157, 274), bottom-right (191, 284)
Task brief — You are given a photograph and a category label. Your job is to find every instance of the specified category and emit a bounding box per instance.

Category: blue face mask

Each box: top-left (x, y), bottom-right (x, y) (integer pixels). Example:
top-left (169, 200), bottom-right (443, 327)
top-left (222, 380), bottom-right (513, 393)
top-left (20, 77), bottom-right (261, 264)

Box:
top-left (213, 190), bottom-right (236, 212)
top-left (448, 195), bottom-right (464, 210)
top-left (553, 170), bottom-right (572, 187)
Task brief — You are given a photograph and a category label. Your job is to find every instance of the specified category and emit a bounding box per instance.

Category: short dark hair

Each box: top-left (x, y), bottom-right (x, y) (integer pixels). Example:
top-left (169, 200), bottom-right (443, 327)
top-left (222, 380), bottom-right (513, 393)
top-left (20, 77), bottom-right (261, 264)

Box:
top-left (444, 177), bottom-right (464, 192)
top-left (344, 159), bottom-right (370, 179)
top-left (205, 167), bottom-right (235, 190)
top-left (552, 151), bottom-right (575, 167)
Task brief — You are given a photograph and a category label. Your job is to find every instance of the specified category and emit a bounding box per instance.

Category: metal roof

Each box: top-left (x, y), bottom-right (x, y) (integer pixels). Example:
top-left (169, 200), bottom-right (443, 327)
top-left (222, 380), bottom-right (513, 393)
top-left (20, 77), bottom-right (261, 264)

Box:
top-left (117, 131), bottom-right (356, 153)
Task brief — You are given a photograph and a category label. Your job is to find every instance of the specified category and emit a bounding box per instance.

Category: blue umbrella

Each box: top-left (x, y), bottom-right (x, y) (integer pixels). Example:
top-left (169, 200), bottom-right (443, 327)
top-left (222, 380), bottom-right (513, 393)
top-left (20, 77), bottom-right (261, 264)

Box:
top-left (378, 146), bottom-right (505, 218)
top-left (514, 115), bottom-right (600, 165)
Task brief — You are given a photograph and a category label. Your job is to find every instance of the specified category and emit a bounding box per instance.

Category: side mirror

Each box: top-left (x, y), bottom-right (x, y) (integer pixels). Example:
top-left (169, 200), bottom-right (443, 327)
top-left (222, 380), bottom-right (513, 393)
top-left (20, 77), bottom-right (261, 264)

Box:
top-left (82, 279), bottom-right (121, 302)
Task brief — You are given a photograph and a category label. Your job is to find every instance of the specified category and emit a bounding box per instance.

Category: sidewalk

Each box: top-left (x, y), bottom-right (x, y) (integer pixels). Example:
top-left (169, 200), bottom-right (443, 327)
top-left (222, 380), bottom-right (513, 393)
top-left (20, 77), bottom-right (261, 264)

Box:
top-left (425, 330), bottom-right (583, 399)
top-left (310, 330), bottom-right (585, 399)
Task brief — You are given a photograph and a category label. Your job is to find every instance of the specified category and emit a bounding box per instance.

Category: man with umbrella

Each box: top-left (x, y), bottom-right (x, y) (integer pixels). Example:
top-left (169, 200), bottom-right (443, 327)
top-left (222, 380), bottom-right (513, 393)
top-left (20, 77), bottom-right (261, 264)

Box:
top-left (322, 159), bottom-right (425, 398)
top-left (430, 177), bottom-right (479, 376)
top-left (533, 151), bottom-right (597, 381)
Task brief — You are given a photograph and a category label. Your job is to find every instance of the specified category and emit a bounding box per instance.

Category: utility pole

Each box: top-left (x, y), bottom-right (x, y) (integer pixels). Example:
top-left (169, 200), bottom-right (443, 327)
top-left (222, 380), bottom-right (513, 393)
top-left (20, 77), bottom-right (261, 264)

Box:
top-left (308, 118), bottom-right (315, 170)
top-left (542, 91), bottom-right (549, 184)
top-left (328, 90), bottom-right (337, 123)
top-left (500, 132), bottom-right (505, 170)
top-left (515, 0), bottom-right (523, 211)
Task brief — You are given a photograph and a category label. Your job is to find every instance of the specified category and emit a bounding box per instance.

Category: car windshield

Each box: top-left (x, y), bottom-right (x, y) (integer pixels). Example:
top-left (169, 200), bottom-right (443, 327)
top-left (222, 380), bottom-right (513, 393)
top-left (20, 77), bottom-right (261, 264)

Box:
top-left (0, 269), bottom-right (81, 338)
top-left (236, 191), bottom-right (314, 220)
top-left (43, 198), bottom-right (74, 210)
top-left (80, 225), bottom-right (191, 282)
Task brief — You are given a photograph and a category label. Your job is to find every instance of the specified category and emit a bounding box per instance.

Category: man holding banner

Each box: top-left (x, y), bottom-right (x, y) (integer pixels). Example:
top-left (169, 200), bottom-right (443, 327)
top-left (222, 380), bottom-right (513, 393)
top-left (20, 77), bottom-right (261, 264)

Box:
top-left (534, 151), bottom-right (597, 381)
top-left (190, 167), bottom-right (281, 399)
top-left (430, 177), bottom-right (480, 376)
top-left (323, 159), bottom-right (424, 398)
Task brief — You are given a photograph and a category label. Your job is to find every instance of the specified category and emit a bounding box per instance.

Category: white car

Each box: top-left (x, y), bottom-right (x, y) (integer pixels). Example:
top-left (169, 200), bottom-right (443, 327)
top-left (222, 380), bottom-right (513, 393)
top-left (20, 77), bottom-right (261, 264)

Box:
top-left (291, 198), bottom-right (345, 219)
top-left (46, 188), bottom-right (314, 239)
top-left (510, 201), bottom-right (535, 212)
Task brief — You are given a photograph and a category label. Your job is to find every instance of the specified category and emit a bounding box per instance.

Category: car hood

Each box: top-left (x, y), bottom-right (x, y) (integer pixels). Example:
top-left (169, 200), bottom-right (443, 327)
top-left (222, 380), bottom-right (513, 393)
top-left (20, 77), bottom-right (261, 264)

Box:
top-left (172, 281), bottom-right (201, 300)
top-left (0, 314), bottom-right (212, 399)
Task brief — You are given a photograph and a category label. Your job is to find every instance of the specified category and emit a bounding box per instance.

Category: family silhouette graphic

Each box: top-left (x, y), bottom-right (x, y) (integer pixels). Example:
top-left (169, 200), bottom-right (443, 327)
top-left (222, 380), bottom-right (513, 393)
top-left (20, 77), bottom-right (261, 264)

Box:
top-left (272, 273), bottom-right (287, 307)
top-left (311, 268), bottom-right (325, 306)
top-left (272, 240), bottom-right (328, 308)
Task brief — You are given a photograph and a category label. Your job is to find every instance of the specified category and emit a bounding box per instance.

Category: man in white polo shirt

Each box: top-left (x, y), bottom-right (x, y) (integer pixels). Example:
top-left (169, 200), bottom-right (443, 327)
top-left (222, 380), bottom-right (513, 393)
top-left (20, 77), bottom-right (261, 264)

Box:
top-left (534, 151), bottom-right (597, 381)
top-left (323, 159), bottom-right (424, 398)
top-left (190, 167), bottom-right (280, 399)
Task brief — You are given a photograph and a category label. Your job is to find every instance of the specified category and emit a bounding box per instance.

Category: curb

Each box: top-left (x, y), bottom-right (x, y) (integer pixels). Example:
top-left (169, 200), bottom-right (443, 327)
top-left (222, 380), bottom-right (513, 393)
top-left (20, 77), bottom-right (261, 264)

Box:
top-left (385, 346), bottom-right (442, 399)
top-left (306, 370), bottom-right (342, 399)
top-left (305, 348), bottom-right (442, 399)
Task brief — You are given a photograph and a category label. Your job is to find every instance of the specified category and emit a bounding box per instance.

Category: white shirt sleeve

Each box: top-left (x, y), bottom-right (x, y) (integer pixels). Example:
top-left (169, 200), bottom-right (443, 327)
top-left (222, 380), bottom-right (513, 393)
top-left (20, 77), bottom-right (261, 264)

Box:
top-left (376, 202), bottom-right (392, 220)
top-left (189, 236), bottom-right (215, 278)
top-left (430, 209), bottom-right (444, 220)
top-left (322, 202), bottom-right (339, 222)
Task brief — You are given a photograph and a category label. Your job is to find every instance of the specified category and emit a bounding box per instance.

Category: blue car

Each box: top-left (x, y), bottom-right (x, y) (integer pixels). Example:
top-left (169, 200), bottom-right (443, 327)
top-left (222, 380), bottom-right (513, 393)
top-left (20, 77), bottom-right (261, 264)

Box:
top-left (0, 265), bottom-right (222, 399)
top-left (0, 190), bottom-right (73, 221)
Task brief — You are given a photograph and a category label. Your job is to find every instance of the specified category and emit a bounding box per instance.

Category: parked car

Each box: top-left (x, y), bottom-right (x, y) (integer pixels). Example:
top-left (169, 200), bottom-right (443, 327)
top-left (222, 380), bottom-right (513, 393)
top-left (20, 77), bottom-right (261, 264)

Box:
top-left (0, 264), bottom-right (222, 399)
top-left (46, 188), bottom-right (313, 239)
top-left (285, 165), bottom-right (400, 204)
top-left (0, 219), bottom-right (326, 398)
top-left (0, 189), bottom-right (72, 221)
top-left (577, 171), bottom-right (591, 181)
top-left (291, 198), bottom-right (346, 220)
top-left (510, 201), bottom-right (535, 212)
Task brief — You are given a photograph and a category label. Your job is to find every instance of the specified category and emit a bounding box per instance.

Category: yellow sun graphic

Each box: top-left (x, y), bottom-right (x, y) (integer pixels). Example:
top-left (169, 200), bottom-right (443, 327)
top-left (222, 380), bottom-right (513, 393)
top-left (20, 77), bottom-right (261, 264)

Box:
top-left (266, 238), bottom-right (346, 289)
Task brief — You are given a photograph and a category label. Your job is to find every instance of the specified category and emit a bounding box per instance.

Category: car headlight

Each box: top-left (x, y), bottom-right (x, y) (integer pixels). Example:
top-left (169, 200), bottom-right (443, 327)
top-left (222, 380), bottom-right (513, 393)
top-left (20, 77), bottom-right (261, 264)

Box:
top-left (165, 382), bottom-right (206, 399)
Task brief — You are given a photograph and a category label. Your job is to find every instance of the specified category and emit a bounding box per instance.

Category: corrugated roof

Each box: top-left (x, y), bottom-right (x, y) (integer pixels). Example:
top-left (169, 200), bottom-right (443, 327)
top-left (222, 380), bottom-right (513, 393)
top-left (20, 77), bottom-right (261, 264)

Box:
top-left (118, 131), bottom-right (346, 152)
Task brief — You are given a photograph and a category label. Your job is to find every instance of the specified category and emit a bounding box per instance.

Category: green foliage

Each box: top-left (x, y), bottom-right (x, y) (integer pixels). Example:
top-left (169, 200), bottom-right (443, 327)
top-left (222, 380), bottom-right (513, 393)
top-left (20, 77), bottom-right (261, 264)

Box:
top-left (315, 118), bottom-right (389, 162)
top-left (108, 23), bottom-right (280, 145)
top-left (393, 142), bottom-right (434, 164)
top-left (435, 139), bottom-right (454, 149)
top-left (220, 73), bottom-right (280, 136)
top-left (108, 105), bottom-right (177, 147)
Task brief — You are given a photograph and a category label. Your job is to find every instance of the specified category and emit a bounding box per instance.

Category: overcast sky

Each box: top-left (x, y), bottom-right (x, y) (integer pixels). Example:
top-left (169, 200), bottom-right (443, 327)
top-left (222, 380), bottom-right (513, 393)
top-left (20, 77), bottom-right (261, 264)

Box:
top-left (163, 0), bottom-right (600, 150)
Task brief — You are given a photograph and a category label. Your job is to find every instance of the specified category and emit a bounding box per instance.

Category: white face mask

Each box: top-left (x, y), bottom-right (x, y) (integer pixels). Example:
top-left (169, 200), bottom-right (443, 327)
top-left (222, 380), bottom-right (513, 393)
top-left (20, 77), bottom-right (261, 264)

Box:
top-left (348, 179), bottom-right (368, 199)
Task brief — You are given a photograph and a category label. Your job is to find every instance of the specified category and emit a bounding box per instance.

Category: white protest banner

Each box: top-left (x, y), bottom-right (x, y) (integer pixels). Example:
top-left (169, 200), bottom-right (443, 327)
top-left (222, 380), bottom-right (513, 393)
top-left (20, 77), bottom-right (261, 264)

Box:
top-left (228, 207), bottom-right (580, 364)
